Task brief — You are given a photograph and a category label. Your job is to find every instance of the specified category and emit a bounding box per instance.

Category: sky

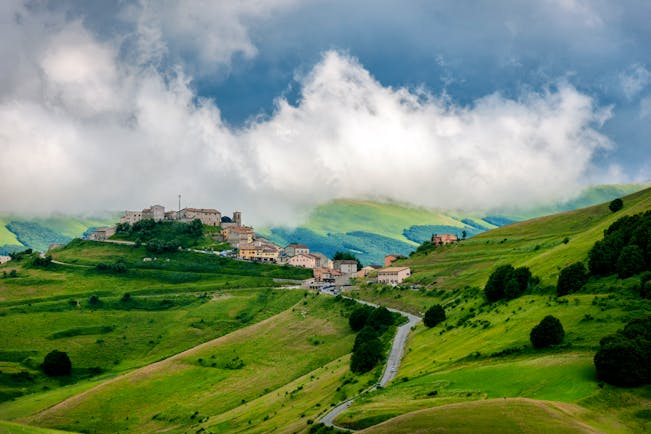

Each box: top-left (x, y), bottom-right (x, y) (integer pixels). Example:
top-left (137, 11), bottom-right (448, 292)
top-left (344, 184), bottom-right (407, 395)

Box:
top-left (0, 0), bottom-right (650, 224)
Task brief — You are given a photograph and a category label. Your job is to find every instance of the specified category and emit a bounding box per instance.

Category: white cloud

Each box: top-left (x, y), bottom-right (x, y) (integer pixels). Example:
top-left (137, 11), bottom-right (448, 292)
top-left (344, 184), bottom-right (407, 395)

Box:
top-left (0, 3), bottom-right (616, 225)
top-left (128, 0), bottom-right (299, 72)
top-left (620, 63), bottom-right (651, 100)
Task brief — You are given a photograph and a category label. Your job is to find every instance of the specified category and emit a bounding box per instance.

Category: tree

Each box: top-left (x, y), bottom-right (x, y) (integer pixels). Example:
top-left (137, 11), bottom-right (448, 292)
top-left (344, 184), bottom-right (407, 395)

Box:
top-left (594, 316), bottom-right (651, 387)
top-left (350, 337), bottom-right (383, 373)
top-left (43, 350), bottom-right (72, 376)
top-left (640, 272), bottom-right (651, 299)
top-left (484, 265), bottom-right (532, 302)
top-left (423, 304), bottom-right (446, 328)
top-left (366, 306), bottom-right (394, 332)
top-left (557, 262), bottom-right (589, 296)
top-left (88, 295), bottom-right (102, 307)
top-left (616, 245), bottom-right (645, 278)
top-left (461, 230), bottom-right (467, 240)
top-left (530, 315), bottom-right (564, 348)
top-left (609, 198), bottom-right (623, 212)
top-left (349, 306), bottom-right (372, 331)
top-left (484, 265), bottom-right (514, 302)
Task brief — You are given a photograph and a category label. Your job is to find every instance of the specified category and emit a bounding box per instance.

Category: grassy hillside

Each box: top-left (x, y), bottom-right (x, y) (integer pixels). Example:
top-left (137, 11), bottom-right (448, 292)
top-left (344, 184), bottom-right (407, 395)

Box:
top-left (334, 188), bottom-right (651, 432)
top-left (396, 186), bottom-right (651, 296)
top-left (261, 183), bottom-right (650, 265)
top-left (360, 398), bottom-right (611, 433)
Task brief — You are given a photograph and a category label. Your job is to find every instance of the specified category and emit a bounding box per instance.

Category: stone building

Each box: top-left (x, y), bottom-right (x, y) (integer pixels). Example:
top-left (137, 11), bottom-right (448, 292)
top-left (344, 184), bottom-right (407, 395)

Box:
top-left (431, 233), bottom-right (459, 245)
top-left (89, 227), bottom-right (116, 241)
top-left (179, 208), bottom-right (221, 226)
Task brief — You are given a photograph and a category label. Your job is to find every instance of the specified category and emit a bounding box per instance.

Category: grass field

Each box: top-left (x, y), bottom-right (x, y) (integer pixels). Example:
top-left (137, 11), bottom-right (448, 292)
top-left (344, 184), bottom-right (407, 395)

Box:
top-left (359, 398), bottom-right (616, 433)
top-left (8, 295), bottom-right (358, 433)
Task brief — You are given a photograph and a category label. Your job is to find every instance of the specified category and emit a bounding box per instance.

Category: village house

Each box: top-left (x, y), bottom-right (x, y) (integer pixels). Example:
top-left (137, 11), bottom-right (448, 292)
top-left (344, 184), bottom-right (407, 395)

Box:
top-left (179, 208), bottom-right (221, 226)
top-left (223, 226), bottom-right (255, 247)
top-left (284, 243), bottom-right (310, 257)
top-left (431, 233), bottom-right (459, 245)
top-left (237, 241), bottom-right (281, 263)
top-left (309, 252), bottom-right (332, 269)
top-left (89, 227), bottom-right (116, 241)
top-left (0, 255), bottom-right (11, 265)
top-left (141, 204), bottom-right (165, 221)
top-left (356, 265), bottom-right (382, 278)
top-left (334, 260), bottom-right (358, 275)
top-left (119, 210), bottom-right (143, 224)
top-left (288, 253), bottom-right (318, 269)
top-left (377, 267), bottom-right (412, 285)
top-left (384, 254), bottom-right (406, 267)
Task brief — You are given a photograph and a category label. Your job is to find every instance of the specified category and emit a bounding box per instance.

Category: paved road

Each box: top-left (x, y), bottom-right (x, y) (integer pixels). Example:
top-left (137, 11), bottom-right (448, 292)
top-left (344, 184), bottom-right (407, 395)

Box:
top-left (319, 295), bottom-right (422, 429)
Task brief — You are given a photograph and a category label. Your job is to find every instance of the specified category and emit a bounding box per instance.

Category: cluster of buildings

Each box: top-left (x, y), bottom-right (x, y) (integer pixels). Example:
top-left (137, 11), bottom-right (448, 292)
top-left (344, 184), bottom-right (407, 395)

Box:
top-left (84, 203), bottom-right (465, 288)
top-left (119, 204), bottom-right (233, 227)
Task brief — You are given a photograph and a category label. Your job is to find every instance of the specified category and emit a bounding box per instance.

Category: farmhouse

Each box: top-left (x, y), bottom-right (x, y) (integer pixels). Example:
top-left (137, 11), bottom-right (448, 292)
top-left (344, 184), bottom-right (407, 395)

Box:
top-left (431, 233), bottom-right (459, 245)
top-left (377, 267), bottom-right (411, 285)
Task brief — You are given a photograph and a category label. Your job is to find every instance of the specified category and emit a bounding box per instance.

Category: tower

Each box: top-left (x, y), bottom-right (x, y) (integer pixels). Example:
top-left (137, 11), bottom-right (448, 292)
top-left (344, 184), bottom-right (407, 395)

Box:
top-left (233, 211), bottom-right (242, 227)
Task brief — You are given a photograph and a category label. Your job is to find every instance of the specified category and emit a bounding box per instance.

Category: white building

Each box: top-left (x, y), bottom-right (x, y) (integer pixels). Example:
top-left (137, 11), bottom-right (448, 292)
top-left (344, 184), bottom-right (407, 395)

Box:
top-left (377, 267), bottom-right (411, 285)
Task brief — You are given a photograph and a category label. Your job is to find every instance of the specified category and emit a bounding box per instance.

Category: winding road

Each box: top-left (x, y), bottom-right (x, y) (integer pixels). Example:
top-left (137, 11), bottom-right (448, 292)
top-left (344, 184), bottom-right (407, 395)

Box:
top-left (320, 296), bottom-right (422, 429)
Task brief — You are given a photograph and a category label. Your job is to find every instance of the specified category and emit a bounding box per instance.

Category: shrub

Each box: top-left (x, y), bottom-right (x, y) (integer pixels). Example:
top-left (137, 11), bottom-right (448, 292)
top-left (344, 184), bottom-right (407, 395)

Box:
top-left (530, 315), bottom-right (564, 348)
top-left (348, 306), bottom-right (372, 332)
top-left (88, 295), bottom-right (102, 307)
top-left (640, 272), bottom-right (651, 299)
top-left (484, 265), bottom-right (532, 302)
top-left (594, 316), bottom-right (651, 387)
top-left (423, 304), bottom-right (446, 328)
top-left (609, 198), bottom-right (623, 212)
top-left (350, 337), bottom-right (383, 373)
top-left (557, 262), bottom-right (588, 296)
top-left (616, 245), bottom-right (645, 278)
top-left (366, 306), bottom-right (394, 331)
top-left (43, 350), bottom-right (72, 376)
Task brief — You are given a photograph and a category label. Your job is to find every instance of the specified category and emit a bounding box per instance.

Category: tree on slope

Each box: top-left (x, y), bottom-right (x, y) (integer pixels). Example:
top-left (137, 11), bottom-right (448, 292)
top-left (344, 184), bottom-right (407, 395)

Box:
top-left (423, 304), bottom-right (446, 328)
top-left (530, 315), bottom-right (564, 348)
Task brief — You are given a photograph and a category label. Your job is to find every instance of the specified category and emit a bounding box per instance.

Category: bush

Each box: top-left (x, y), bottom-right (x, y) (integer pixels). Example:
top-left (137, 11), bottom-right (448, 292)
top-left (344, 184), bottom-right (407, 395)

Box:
top-left (43, 350), bottom-right (72, 376)
top-left (557, 262), bottom-right (589, 296)
top-left (366, 306), bottom-right (394, 331)
top-left (348, 306), bottom-right (373, 332)
top-left (484, 265), bottom-right (532, 302)
top-left (350, 337), bottom-right (383, 373)
top-left (640, 272), bottom-right (651, 299)
top-left (530, 315), bottom-right (564, 348)
top-left (609, 198), bottom-right (623, 212)
top-left (88, 295), bottom-right (102, 307)
top-left (594, 316), bottom-right (651, 387)
top-left (423, 304), bottom-right (446, 328)
top-left (616, 245), bottom-right (645, 278)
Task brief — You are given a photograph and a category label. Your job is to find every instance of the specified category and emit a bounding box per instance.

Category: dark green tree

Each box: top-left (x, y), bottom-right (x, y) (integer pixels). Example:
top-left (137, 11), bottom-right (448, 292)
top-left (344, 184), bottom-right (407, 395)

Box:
top-left (594, 317), bottom-right (651, 387)
top-left (349, 306), bottom-right (372, 332)
top-left (350, 338), bottom-right (383, 373)
top-left (609, 198), bottom-right (623, 212)
top-left (423, 304), bottom-right (446, 328)
top-left (640, 272), bottom-right (651, 299)
top-left (484, 265), bottom-right (514, 302)
top-left (616, 245), bottom-right (645, 278)
top-left (366, 306), bottom-right (394, 332)
top-left (557, 262), bottom-right (589, 296)
top-left (530, 315), bottom-right (564, 348)
top-left (43, 350), bottom-right (72, 376)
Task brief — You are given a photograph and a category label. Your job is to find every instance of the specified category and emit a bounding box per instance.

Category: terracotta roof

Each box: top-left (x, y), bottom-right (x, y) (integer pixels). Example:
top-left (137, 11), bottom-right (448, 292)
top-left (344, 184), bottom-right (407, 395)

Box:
top-left (287, 244), bottom-right (309, 249)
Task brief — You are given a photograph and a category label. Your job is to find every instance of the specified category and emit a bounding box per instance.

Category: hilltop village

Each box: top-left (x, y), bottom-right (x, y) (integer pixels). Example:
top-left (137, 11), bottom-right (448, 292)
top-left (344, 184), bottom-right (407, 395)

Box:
top-left (89, 204), bottom-right (425, 288)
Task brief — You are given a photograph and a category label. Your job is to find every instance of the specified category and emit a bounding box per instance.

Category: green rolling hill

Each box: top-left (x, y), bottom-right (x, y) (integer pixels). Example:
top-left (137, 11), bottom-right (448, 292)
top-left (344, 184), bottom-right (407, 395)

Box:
top-left (261, 182), bottom-right (650, 265)
top-left (1, 187), bottom-right (651, 432)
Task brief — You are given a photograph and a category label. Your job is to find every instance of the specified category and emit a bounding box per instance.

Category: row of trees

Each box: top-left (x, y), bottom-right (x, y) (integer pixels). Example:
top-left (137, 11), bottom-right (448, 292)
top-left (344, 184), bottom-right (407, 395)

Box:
top-left (348, 305), bottom-right (396, 373)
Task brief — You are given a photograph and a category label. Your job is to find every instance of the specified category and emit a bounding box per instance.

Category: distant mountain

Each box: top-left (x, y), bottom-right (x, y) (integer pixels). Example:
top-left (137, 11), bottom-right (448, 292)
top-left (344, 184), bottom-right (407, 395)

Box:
top-left (260, 182), bottom-right (650, 265)
top-left (0, 214), bottom-right (118, 253)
